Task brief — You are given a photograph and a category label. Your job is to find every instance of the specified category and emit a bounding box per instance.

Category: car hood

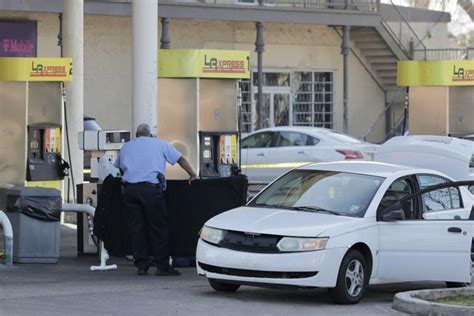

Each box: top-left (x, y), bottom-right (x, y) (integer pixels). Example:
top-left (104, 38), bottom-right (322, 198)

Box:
top-left (205, 206), bottom-right (360, 237)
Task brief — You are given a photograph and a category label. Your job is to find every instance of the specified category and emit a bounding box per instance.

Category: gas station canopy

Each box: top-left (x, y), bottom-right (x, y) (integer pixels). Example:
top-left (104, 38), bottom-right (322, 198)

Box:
top-left (398, 60), bottom-right (474, 87)
top-left (158, 49), bottom-right (250, 79)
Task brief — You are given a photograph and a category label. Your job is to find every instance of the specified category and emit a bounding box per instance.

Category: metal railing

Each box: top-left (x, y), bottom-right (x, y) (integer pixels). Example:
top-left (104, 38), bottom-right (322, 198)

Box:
top-left (413, 48), bottom-right (474, 61)
top-left (169, 0), bottom-right (380, 11)
top-left (362, 87), bottom-right (406, 143)
top-left (379, 0), bottom-right (427, 60)
top-left (260, 0), bottom-right (379, 11)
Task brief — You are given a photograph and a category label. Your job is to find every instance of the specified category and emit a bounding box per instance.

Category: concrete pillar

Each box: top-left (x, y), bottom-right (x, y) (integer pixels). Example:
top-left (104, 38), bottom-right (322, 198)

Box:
top-left (63, 0), bottom-right (84, 189)
top-left (341, 25), bottom-right (350, 134)
top-left (132, 0), bottom-right (158, 135)
top-left (160, 18), bottom-right (171, 49)
top-left (255, 22), bottom-right (265, 130)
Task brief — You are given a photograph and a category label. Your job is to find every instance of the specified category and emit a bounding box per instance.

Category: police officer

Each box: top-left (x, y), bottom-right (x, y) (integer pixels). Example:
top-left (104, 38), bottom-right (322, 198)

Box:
top-left (115, 123), bottom-right (198, 276)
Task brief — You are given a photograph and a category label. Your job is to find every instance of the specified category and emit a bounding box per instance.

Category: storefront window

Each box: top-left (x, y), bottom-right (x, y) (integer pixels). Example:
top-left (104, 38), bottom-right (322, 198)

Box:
top-left (238, 70), bottom-right (334, 132)
top-left (239, 80), bottom-right (253, 133)
top-left (253, 72), bottom-right (290, 87)
top-left (294, 71), bottom-right (334, 129)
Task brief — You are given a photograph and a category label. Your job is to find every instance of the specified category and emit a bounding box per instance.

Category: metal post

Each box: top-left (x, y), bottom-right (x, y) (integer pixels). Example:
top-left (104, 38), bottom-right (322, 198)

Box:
top-left (341, 25), bottom-right (350, 134)
top-left (402, 87), bottom-right (409, 135)
top-left (132, 0), bottom-right (158, 135)
top-left (160, 18), bottom-right (171, 49)
top-left (63, 0), bottom-right (84, 189)
top-left (409, 38), bottom-right (414, 59)
top-left (255, 22), bottom-right (265, 130)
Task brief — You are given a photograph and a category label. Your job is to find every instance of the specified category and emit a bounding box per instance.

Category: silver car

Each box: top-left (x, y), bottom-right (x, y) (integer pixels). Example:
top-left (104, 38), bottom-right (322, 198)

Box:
top-left (241, 127), bottom-right (377, 184)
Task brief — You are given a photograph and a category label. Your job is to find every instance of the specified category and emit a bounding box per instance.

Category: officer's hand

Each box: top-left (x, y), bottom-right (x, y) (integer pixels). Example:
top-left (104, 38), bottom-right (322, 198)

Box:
top-left (188, 175), bottom-right (198, 185)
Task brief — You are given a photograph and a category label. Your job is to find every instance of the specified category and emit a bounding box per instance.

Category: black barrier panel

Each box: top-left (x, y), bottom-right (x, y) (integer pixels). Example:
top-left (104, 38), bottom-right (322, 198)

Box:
top-left (166, 176), bottom-right (248, 257)
top-left (94, 175), bottom-right (248, 258)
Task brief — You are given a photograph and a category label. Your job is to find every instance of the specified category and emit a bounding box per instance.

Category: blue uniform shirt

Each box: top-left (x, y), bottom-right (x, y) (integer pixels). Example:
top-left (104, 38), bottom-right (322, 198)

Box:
top-left (114, 136), bottom-right (181, 184)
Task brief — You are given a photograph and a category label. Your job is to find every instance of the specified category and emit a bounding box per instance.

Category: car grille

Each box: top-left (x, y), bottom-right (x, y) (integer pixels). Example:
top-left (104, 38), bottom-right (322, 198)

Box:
top-left (199, 262), bottom-right (318, 279)
top-left (218, 230), bottom-right (281, 253)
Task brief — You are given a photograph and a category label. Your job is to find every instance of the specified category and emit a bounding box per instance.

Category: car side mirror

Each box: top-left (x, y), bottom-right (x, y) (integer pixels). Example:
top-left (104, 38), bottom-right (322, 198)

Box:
top-left (469, 185), bottom-right (474, 195)
top-left (381, 209), bottom-right (405, 221)
top-left (379, 202), bottom-right (406, 221)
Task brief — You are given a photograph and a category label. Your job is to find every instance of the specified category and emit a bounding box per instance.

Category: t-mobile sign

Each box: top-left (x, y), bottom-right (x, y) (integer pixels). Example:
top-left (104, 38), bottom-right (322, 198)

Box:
top-left (0, 20), bottom-right (37, 57)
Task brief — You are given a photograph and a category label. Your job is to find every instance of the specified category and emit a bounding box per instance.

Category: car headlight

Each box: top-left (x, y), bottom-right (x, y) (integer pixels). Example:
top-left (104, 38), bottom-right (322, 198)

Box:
top-left (277, 237), bottom-right (328, 252)
top-left (200, 226), bottom-right (225, 245)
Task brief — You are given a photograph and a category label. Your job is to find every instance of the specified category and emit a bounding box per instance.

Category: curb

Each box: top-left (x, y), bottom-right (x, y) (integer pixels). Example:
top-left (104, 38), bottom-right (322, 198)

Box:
top-left (393, 288), bottom-right (474, 315)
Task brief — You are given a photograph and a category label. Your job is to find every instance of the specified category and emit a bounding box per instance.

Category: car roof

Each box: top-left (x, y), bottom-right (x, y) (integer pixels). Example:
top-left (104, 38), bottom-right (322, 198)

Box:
top-left (299, 161), bottom-right (441, 179)
top-left (380, 135), bottom-right (474, 161)
top-left (253, 126), bottom-right (337, 134)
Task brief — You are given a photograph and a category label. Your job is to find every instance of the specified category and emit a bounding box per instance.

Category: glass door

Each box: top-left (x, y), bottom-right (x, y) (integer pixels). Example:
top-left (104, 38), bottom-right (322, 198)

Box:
top-left (253, 90), bottom-right (291, 129)
top-left (273, 93), bottom-right (290, 126)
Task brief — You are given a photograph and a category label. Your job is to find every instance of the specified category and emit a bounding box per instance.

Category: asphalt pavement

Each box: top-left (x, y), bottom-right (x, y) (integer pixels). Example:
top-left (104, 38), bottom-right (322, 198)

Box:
top-left (0, 225), bottom-right (452, 316)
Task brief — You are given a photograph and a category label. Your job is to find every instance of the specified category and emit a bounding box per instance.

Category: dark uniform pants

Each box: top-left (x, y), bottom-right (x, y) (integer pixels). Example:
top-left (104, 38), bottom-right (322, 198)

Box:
top-left (123, 183), bottom-right (169, 270)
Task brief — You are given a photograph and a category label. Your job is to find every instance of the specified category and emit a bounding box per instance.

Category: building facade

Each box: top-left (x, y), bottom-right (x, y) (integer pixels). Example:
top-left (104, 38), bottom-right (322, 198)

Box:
top-left (0, 0), bottom-right (458, 141)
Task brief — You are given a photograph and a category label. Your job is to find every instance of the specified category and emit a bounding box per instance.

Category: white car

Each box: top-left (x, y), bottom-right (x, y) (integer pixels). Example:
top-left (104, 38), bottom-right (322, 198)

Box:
top-left (196, 161), bottom-right (474, 304)
top-left (375, 135), bottom-right (474, 181)
top-left (240, 127), bottom-right (377, 184)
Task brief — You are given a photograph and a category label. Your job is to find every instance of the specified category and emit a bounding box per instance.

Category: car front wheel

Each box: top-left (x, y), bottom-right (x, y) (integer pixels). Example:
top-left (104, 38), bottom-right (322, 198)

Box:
top-left (329, 250), bottom-right (368, 304)
top-left (208, 278), bottom-right (241, 292)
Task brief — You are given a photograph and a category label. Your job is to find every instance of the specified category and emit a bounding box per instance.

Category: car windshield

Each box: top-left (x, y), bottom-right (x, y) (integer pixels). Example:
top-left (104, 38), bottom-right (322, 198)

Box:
top-left (324, 131), bottom-right (363, 144)
top-left (249, 170), bottom-right (384, 218)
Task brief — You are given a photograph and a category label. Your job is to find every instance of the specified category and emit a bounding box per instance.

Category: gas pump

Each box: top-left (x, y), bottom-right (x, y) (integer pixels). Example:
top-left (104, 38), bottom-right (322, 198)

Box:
top-left (27, 123), bottom-right (68, 181)
top-left (77, 129), bottom-right (130, 255)
top-left (199, 132), bottom-right (239, 178)
top-left (157, 49), bottom-right (250, 180)
top-left (0, 57), bottom-right (72, 189)
top-left (0, 58), bottom-right (72, 263)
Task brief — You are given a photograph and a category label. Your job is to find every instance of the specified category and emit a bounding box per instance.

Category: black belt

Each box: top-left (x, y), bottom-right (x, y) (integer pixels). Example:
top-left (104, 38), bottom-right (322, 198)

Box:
top-left (124, 181), bottom-right (162, 188)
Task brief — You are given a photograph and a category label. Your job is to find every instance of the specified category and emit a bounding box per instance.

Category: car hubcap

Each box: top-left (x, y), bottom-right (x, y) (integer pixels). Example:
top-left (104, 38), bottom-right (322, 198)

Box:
top-left (345, 259), bottom-right (364, 297)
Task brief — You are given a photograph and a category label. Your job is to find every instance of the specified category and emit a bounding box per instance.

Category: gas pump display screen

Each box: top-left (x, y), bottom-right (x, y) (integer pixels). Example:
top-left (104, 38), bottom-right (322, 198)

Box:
top-left (29, 130), bottom-right (42, 161)
top-left (106, 132), bottom-right (130, 144)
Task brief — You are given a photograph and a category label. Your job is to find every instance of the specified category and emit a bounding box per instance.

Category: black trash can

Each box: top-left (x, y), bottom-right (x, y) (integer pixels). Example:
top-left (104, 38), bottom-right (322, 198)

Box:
top-left (0, 186), bottom-right (62, 263)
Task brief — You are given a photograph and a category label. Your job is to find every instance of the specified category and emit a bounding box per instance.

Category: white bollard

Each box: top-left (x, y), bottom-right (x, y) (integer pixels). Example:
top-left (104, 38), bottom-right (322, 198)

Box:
top-left (62, 203), bottom-right (117, 271)
top-left (0, 210), bottom-right (13, 266)
top-left (90, 241), bottom-right (118, 271)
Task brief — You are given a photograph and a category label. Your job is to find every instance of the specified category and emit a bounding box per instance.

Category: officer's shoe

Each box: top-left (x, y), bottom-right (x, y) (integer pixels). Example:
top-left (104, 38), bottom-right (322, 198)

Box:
top-left (137, 268), bottom-right (149, 276)
top-left (156, 266), bottom-right (181, 276)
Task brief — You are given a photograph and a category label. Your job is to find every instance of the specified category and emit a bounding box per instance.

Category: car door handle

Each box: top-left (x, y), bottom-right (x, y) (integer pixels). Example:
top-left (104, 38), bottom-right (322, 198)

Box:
top-left (448, 227), bottom-right (462, 233)
top-left (297, 150), bottom-right (308, 155)
top-left (257, 153), bottom-right (267, 157)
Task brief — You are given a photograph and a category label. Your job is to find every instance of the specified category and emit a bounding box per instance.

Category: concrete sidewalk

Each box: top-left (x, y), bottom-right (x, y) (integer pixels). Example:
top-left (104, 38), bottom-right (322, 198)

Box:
top-left (0, 225), bottom-right (449, 315)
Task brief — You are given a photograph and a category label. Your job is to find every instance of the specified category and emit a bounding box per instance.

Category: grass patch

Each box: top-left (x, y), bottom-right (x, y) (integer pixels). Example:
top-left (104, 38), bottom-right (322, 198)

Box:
top-left (431, 295), bottom-right (474, 306)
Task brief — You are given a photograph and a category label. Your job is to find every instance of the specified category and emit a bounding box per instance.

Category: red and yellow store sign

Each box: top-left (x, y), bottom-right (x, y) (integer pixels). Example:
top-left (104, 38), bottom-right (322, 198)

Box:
top-left (398, 60), bottom-right (474, 86)
top-left (0, 57), bottom-right (72, 81)
top-left (158, 49), bottom-right (250, 79)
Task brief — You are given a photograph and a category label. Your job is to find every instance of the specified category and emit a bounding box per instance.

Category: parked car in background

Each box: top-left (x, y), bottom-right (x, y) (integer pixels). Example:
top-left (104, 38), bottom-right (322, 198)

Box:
top-left (197, 161), bottom-right (474, 304)
top-left (240, 127), bottom-right (377, 184)
top-left (375, 135), bottom-right (474, 182)
top-left (463, 134), bottom-right (474, 142)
